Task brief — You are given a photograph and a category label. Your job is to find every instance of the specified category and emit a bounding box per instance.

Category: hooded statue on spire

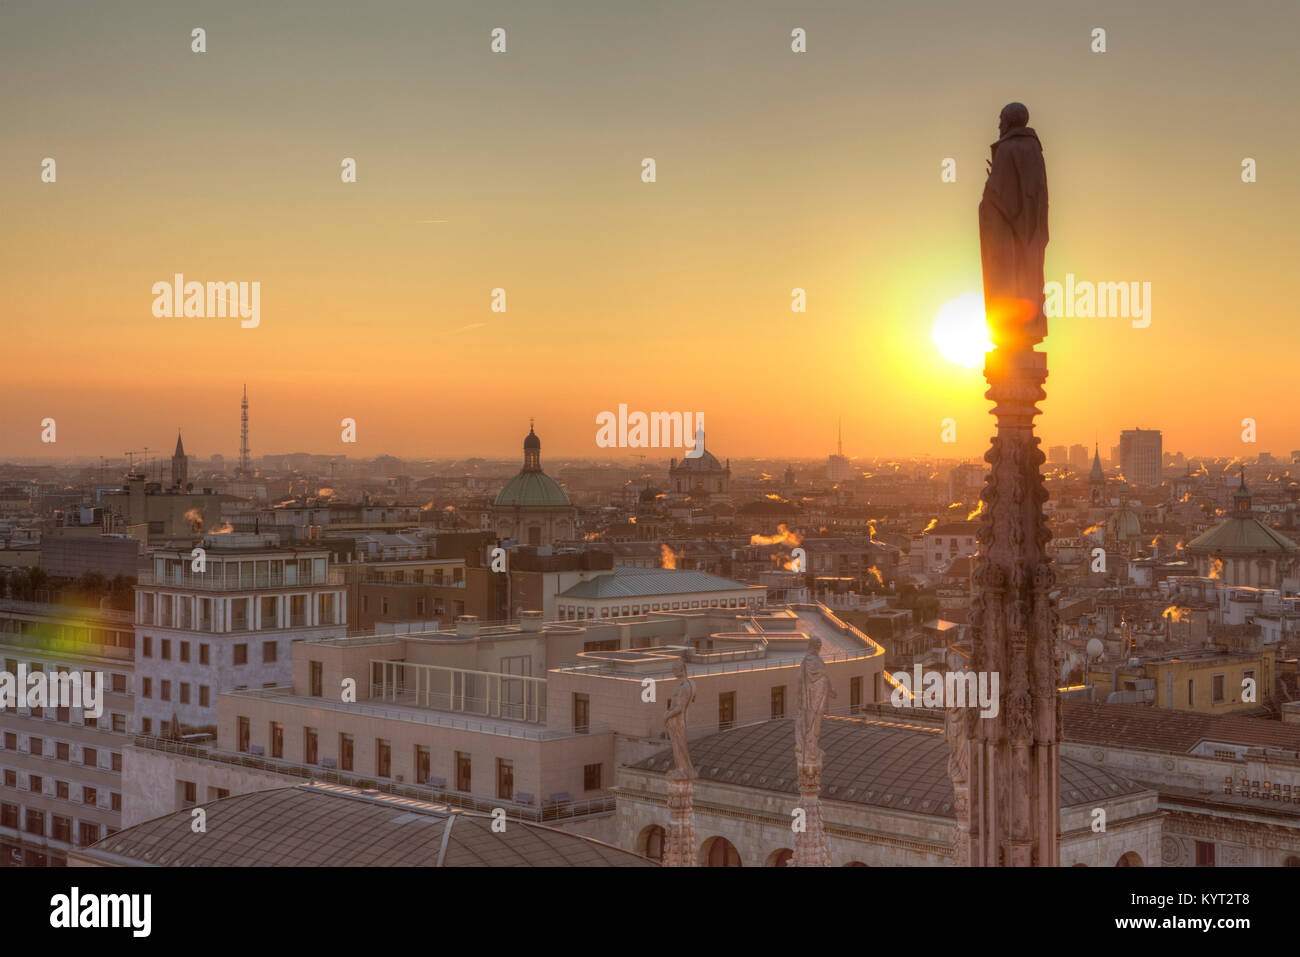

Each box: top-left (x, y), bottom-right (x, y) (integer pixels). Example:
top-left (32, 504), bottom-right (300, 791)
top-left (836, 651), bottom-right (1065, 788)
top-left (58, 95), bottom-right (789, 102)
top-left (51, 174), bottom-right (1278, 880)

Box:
top-left (979, 102), bottom-right (1049, 349)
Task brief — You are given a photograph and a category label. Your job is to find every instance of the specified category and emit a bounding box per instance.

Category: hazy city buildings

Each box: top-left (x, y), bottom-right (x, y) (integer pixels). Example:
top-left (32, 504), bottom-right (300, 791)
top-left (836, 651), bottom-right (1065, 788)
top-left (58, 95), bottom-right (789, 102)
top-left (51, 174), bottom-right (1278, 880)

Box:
top-left (1120, 428), bottom-right (1163, 488)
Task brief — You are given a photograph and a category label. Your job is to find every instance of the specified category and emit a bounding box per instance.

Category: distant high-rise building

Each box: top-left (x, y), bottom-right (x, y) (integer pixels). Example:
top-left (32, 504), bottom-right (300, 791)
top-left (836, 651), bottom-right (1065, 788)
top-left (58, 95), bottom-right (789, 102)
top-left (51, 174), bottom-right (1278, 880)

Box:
top-left (827, 420), bottom-right (851, 483)
top-left (1048, 446), bottom-right (1067, 464)
top-left (171, 430), bottom-right (187, 489)
top-left (1068, 444), bottom-right (1088, 470)
top-left (1120, 428), bottom-right (1162, 487)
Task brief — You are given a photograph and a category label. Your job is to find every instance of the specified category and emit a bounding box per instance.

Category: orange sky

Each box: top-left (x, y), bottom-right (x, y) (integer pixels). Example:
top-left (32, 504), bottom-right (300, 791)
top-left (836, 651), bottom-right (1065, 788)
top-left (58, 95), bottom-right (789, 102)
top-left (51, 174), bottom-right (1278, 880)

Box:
top-left (2, 0), bottom-right (1296, 461)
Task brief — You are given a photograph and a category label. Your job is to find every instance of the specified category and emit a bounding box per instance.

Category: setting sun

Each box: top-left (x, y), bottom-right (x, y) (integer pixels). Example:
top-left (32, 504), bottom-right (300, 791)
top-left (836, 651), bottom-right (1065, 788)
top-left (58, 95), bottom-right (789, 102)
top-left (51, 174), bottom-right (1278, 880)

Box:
top-left (931, 292), bottom-right (995, 368)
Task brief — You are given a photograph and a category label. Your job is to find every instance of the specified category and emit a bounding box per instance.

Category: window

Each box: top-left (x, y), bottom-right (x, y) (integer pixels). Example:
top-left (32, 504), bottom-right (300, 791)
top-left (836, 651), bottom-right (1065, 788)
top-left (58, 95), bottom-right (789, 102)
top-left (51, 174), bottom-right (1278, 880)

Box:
top-left (56, 742), bottom-right (69, 761)
top-left (180, 642), bottom-right (190, 663)
top-left (339, 733), bottom-right (354, 772)
top-left (455, 751), bottom-right (471, 792)
top-left (270, 722), bottom-right (284, 759)
top-left (29, 775), bottom-right (42, 794)
top-left (1212, 674), bottom-right (1225, 704)
top-left (111, 714), bottom-right (126, 733)
top-left (310, 661), bottom-right (323, 697)
top-left (497, 758), bottom-right (514, 800)
top-left (56, 781), bottom-right (68, 799)
top-left (111, 793), bottom-right (121, 811)
top-left (52, 816), bottom-right (71, 842)
top-left (78, 822), bottom-right (99, 846)
top-left (304, 728), bottom-right (318, 765)
top-left (141, 717), bottom-right (151, 735)
top-left (161, 639), bottom-right (171, 660)
top-left (160, 680), bottom-right (171, 702)
top-left (237, 716), bottom-right (250, 752)
top-left (83, 747), bottom-right (97, 768)
top-left (1196, 841), bottom-right (1215, 867)
top-left (25, 809), bottom-right (45, 836)
top-left (719, 691), bottom-right (736, 730)
top-left (415, 746), bottom-right (431, 785)
top-left (111, 673), bottom-right (127, 693)
top-left (1188, 678), bottom-right (1194, 707)
top-left (2, 770), bottom-right (13, 788)
top-left (376, 739), bottom-right (391, 778)
top-left (183, 781), bottom-right (197, 804)
top-left (57, 706), bottom-right (69, 723)
top-left (233, 644), bottom-right (248, 666)
top-left (142, 677), bottom-right (152, 699)
top-left (83, 786), bottom-right (97, 806)
top-left (200, 686), bottom-right (210, 707)
top-left (573, 693), bottom-right (590, 734)
top-left (263, 641), bottom-right (277, 664)
top-left (583, 763), bottom-right (602, 792)
top-left (0, 804), bottom-right (16, 828)
top-left (142, 636), bottom-right (152, 658)
top-left (199, 644), bottom-right (210, 666)
top-left (111, 753), bottom-right (122, 772)
top-left (29, 737), bottom-right (42, 757)
top-left (771, 685), bottom-right (786, 719)
top-left (2, 732), bottom-right (13, 750)
top-left (180, 683), bottom-right (190, 705)
top-left (850, 676), bottom-right (863, 715)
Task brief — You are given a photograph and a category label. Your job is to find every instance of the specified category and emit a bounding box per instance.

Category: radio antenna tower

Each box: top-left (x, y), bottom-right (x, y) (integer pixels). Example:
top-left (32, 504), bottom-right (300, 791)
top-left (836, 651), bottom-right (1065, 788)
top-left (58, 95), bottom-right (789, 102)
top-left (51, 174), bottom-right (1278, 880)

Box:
top-left (238, 384), bottom-right (251, 477)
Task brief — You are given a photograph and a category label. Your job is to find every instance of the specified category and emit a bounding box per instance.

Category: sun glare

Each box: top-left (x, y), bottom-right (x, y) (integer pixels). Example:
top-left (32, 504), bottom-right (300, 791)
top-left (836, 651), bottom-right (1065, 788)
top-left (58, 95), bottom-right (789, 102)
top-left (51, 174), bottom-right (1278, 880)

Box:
top-left (932, 292), bottom-right (994, 368)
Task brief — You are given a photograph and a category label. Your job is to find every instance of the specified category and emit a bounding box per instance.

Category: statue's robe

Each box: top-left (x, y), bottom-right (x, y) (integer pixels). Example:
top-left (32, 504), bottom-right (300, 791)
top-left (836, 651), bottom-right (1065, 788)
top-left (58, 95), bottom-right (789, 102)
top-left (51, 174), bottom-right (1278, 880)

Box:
top-left (979, 126), bottom-right (1049, 345)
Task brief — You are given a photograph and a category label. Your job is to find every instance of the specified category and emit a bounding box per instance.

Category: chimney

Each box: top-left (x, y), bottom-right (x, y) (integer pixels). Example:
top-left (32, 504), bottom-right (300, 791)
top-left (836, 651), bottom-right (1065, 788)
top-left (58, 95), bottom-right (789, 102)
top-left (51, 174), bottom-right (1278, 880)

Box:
top-left (519, 610), bottom-right (543, 632)
top-left (455, 615), bottom-right (480, 638)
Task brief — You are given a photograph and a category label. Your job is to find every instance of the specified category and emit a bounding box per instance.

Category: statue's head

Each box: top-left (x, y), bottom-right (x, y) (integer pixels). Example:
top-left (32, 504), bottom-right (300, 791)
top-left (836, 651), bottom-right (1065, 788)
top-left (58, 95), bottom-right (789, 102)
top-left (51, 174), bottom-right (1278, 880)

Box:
top-left (998, 102), bottom-right (1029, 137)
top-left (807, 636), bottom-right (821, 653)
top-left (672, 658), bottom-right (687, 678)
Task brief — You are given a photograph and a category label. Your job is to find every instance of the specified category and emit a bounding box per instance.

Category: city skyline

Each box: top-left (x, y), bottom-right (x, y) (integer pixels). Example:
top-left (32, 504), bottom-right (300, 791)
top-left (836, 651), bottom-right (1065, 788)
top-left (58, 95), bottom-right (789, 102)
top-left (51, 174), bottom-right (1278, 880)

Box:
top-left (3, 0), bottom-right (1296, 460)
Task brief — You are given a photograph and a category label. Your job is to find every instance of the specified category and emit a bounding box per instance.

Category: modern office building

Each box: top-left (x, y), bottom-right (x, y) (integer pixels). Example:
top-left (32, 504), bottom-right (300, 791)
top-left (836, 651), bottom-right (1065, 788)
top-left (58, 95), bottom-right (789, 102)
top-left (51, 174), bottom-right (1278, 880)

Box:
top-left (1120, 428), bottom-right (1163, 488)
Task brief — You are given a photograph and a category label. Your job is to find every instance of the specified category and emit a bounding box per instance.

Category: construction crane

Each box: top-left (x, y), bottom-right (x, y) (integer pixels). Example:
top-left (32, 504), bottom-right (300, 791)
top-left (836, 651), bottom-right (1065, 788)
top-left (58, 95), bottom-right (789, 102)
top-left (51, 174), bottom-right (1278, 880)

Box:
top-left (124, 447), bottom-right (149, 475)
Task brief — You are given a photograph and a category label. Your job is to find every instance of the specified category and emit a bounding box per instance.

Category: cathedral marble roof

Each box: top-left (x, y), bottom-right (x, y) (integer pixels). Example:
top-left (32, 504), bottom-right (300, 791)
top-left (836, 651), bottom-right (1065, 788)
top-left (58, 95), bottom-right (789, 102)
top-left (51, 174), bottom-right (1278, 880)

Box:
top-left (630, 715), bottom-right (1146, 819)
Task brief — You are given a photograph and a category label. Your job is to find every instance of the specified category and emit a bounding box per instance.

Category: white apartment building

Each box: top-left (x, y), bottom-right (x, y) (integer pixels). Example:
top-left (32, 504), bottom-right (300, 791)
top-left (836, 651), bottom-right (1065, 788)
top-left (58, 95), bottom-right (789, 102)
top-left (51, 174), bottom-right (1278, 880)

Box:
top-left (133, 533), bottom-right (347, 733)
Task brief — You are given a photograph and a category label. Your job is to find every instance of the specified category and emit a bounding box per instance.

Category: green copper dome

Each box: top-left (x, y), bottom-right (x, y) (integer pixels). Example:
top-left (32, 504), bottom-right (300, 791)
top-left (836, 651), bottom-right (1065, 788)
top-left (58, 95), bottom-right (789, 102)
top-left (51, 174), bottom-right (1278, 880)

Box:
top-left (494, 424), bottom-right (571, 507)
top-left (495, 471), bottom-right (571, 508)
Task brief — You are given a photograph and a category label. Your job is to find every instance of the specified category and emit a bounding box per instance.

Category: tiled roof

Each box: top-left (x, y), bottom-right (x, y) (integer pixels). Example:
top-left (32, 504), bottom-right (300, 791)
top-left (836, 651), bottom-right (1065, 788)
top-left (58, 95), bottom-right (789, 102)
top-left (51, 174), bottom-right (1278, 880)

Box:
top-left (81, 784), bottom-right (651, 867)
top-left (630, 716), bottom-right (1146, 819)
top-left (1062, 700), bottom-right (1300, 754)
top-left (559, 567), bottom-right (750, 599)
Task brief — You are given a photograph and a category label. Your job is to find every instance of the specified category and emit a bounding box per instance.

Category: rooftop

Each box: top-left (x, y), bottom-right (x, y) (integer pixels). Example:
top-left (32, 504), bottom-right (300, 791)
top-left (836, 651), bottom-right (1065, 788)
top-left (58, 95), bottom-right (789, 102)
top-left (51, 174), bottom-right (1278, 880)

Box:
top-left (1062, 700), bottom-right (1300, 755)
top-left (559, 567), bottom-right (755, 600)
top-left (78, 783), bottom-right (651, 866)
top-left (628, 715), bottom-right (1147, 819)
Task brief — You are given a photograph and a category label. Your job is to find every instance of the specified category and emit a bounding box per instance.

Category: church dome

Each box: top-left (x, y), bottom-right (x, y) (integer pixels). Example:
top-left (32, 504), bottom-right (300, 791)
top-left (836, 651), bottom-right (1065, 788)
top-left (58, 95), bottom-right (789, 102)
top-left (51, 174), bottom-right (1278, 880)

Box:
top-left (1105, 506), bottom-right (1142, 542)
top-left (1186, 480), bottom-right (1298, 557)
top-left (494, 424), bottom-right (571, 508)
top-left (494, 471), bottom-right (571, 508)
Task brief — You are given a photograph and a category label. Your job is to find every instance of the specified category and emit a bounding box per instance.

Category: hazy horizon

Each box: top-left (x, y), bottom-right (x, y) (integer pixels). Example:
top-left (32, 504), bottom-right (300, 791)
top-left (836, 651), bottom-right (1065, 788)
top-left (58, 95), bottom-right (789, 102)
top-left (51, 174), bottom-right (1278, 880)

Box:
top-left (3, 0), bottom-right (1295, 460)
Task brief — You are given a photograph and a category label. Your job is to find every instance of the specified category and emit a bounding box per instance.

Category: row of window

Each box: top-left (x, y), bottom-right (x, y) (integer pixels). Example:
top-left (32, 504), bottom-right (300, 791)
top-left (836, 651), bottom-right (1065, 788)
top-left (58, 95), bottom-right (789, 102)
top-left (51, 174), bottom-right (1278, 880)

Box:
top-left (0, 704), bottom-right (129, 733)
top-left (559, 596), bottom-right (758, 620)
top-left (138, 678), bottom-right (211, 707)
top-left (0, 803), bottom-right (109, 846)
top-left (232, 720), bottom-right (603, 800)
top-left (140, 590), bottom-right (338, 629)
top-left (2, 733), bottom-right (122, 771)
top-left (140, 636), bottom-right (278, 667)
top-left (1, 658), bottom-right (129, 696)
top-left (570, 677), bottom-right (866, 734)
top-left (0, 773), bottom-right (120, 810)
